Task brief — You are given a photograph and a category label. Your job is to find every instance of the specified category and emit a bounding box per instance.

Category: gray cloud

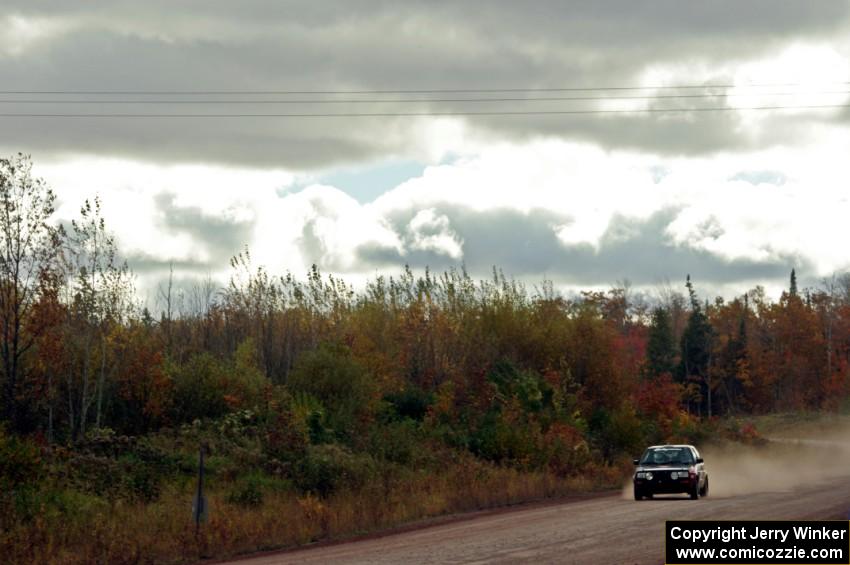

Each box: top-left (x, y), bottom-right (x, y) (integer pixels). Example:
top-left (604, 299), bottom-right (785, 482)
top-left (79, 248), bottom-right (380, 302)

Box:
top-left (133, 192), bottom-right (254, 273)
top-left (296, 216), bottom-right (351, 272)
top-left (354, 206), bottom-right (807, 287)
top-left (729, 170), bottom-right (787, 185)
top-left (124, 253), bottom-right (212, 276)
top-left (2, 1), bottom-right (848, 168)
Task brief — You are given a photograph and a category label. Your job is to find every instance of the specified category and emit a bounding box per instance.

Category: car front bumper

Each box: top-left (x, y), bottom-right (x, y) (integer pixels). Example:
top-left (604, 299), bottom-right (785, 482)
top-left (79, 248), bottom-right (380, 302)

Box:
top-left (634, 476), bottom-right (697, 494)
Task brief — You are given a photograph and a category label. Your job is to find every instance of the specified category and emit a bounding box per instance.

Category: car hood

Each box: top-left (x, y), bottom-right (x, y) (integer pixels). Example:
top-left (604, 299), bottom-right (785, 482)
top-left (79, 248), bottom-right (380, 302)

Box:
top-left (635, 466), bottom-right (691, 473)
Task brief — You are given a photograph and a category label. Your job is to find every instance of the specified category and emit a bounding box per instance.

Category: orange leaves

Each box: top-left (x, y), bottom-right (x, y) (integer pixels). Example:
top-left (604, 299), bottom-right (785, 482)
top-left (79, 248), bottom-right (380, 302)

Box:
top-left (634, 374), bottom-right (682, 438)
top-left (110, 324), bottom-right (172, 429)
top-left (541, 422), bottom-right (590, 476)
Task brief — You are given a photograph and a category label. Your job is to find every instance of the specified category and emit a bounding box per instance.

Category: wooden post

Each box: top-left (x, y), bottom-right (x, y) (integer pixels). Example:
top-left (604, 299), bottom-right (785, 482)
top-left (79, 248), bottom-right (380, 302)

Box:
top-left (193, 444), bottom-right (207, 534)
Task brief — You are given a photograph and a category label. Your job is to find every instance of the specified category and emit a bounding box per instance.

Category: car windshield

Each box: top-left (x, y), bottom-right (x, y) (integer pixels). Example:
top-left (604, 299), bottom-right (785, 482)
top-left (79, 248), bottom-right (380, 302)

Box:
top-left (639, 447), bottom-right (694, 466)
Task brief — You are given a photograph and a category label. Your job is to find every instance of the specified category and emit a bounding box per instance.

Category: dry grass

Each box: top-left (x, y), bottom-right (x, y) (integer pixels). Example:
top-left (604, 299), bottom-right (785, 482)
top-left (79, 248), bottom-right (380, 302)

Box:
top-left (745, 411), bottom-right (850, 440)
top-left (0, 461), bottom-right (624, 564)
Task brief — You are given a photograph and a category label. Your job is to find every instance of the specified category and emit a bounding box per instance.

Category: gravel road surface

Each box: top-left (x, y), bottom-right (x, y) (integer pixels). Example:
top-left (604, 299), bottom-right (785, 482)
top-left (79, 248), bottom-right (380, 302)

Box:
top-left (227, 472), bottom-right (850, 564)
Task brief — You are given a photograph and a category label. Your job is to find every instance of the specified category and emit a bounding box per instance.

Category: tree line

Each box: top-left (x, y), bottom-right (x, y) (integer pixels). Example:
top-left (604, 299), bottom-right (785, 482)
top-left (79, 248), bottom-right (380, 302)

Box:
top-left (2, 153), bottom-right (850, 460)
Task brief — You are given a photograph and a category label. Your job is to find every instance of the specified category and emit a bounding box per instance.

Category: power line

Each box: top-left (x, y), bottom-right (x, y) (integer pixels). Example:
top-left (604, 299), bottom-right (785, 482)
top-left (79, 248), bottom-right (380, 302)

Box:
top-left (3, 81), bottom-right (850, 96)
top-left (1, 104), bottom-right (847, 118)
top-left (1, 91), bottom-right (849, 104)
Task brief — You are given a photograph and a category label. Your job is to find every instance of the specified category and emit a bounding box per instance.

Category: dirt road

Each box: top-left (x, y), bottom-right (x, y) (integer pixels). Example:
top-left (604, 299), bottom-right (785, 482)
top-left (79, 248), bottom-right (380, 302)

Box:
top-left (228, 472), bottom-right (850, 565)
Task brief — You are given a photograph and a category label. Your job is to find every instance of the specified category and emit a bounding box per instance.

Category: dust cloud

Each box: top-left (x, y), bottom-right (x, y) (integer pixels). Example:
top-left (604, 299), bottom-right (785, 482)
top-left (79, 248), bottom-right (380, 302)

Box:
top-left (702, 439), bottom-right (850, 497)
top-left (622, 418), bottom-right (850, 499)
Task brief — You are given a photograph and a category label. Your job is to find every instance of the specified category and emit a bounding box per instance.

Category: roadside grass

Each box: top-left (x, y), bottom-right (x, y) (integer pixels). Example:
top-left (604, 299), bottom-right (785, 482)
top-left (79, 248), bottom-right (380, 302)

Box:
top-left (1, 411), bottom-right (780, 565)
top-left (741, 412), bottom-right (850, 440)
top-left (5, 409), bottom-right (792, 564)
top-left (0, 455), bottom-right (624, 564)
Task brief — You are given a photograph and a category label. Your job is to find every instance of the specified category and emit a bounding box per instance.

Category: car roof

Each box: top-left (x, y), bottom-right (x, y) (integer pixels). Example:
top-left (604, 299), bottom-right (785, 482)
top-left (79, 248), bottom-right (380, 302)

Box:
top-left (645, 444), bottom-right (695, 449)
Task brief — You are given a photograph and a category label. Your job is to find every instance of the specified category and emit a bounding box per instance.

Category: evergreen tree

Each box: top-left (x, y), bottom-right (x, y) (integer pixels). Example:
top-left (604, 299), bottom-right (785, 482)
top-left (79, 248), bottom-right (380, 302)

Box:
top-left (790, 268), bottom-right (798, 297)
top-left (645, 306), bottom-right (676, 378)
top-left (719, 296), bottom-right (749, 414)
top-left (679, 275), bottom-right (713, 415)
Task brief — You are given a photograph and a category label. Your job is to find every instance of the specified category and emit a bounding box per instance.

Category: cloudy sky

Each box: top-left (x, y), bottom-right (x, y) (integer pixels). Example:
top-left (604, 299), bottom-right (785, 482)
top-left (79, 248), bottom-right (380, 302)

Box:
top-left (3, 1), bottom-right (850, 302)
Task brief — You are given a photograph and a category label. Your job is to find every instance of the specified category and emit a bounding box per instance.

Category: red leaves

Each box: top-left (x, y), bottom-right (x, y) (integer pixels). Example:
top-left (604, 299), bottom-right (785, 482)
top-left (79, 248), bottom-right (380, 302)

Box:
top-left (634, 373), bottom-right (682, 437)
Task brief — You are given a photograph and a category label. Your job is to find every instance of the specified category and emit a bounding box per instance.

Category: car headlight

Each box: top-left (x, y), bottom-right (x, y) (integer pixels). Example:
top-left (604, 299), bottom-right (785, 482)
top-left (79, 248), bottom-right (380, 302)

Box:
top-left (645, 472), bottom-right (653, 480)
top-left (636, 472), bottom-right (645, 478)
top-left (670, 471), bottom-right (679, 479)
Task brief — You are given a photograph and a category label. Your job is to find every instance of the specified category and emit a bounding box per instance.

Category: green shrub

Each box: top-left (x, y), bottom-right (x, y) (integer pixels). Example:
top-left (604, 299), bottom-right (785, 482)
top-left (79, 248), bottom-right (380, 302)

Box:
top-left (169, 353), bottom-right (231, 422)
top-left (218, 409), bottom-right (260, 438)
top-left (4, 487), bottom-right (84, 527)
top-left (22, 488), bottom-right (107, 524)
top-left (0, 428), bottom-right (44, 526)
top-left (589, 405), bottom-right (643, 461)
top-left (383, 387), bottom-right (433, 422)
top-left (261, 404), bottom-right (309, 464)
top-left (293, 444), bottom-right (377, 496)
top-left (287, 343), bottom-right (374, 441)
top-left (0, 426), bottom-right (42, 492)
top-left (231, 338), bottom-right (268, 408)
top-left (55, 436), bottom-right (172, 503)
top-left (226, 473), bottom-right (265, 507)
top-left (487, 360), bottom-right (547, 413)
top-left (367, 419), bottom-right (421, 465)
top-left (121, 459), bottom-right (162, 502)
top-left (169, 340), bottom-right (267, 425)
top-left (469, 409), bottom-right (539, 467)
top-left (290, 392), bottom-right (332, 444)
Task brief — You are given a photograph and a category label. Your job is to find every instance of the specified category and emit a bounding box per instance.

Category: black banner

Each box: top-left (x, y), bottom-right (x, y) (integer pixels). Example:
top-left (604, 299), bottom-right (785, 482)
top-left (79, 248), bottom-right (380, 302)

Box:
top-left (666, 521), bottom-right (850, 564)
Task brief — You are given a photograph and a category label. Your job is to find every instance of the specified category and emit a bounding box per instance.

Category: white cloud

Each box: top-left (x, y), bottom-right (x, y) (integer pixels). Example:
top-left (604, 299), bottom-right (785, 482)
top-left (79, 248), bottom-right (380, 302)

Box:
top-left (252, 184), bottom-right (400, 274)
top-left (32, 126), bottom-right (850, 302)
top-left (406, 209), bottom-right (463, 259)
top-left (37, 158), bottom-right (292, 276)
top-left (0, 14), bottom-right (71, 57)
top-left (24, 27), bottom-right (850, 300)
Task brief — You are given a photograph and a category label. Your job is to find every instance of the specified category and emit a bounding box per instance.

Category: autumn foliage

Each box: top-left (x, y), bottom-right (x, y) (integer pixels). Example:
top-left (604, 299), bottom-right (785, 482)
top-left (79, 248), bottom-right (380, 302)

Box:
top-left (3, 155), bottom-right (850, 563)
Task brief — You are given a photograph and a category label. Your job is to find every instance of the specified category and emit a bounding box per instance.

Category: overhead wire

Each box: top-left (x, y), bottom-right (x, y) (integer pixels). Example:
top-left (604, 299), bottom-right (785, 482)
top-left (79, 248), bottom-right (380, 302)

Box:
top-left (1, 91), bottom-right (849, 104)
top-left (1, 104), bottom-right (848, 118)
top-left (1, 80), bottom-right (848, 117)
top-left (2, 80), bottom-right (850, 95)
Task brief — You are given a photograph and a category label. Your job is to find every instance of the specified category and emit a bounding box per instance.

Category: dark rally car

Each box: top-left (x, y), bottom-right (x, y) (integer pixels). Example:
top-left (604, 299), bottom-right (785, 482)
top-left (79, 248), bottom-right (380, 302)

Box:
top-left (632, 444), bottom-right (708, 500)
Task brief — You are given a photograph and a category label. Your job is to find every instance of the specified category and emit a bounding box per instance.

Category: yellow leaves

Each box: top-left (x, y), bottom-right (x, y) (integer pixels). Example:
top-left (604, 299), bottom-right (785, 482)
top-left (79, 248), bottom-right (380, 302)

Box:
top-left (296, 494), bottom-right (326, 522)
top-left (735, 357), bottom-right (753, 388)
top-left (427, 380), bottom-right (456, 424)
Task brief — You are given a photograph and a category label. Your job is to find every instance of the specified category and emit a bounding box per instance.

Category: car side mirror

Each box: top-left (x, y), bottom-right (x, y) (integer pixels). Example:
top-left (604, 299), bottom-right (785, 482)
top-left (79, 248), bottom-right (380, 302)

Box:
top-left (633, 458), bottom-right (639, 465)
top-left (696, 457), bottom-right (704, 464)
